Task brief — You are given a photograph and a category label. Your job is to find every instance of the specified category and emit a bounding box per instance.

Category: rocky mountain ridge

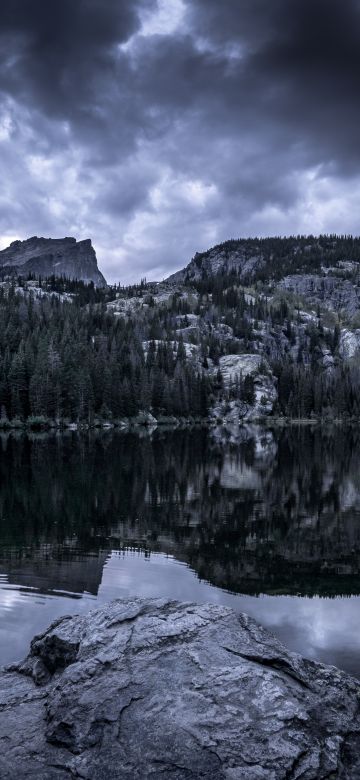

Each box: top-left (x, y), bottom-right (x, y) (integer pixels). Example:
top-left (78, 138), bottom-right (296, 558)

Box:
top-left (127, 238), bottom-right (360, 425)
top-left (167, 235), bottom-right (360, 290)
top-left (100, 236), bottom-right (360, 425)
top-left (167, 236), bottom-right (360, 321)
top-left (0, 236), bottom-right (106, 287)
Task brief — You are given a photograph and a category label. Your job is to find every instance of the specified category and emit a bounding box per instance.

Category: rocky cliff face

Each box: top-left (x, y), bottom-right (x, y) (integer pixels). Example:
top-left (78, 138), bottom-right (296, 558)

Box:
top-left (168, 243), bottom-right (264, 284)
top-left (1, 598), bottom-right (360, 778)
top-left (279, 274), bottom-right (360, 317)
top-left (0, 236), bottom-right (106, 286)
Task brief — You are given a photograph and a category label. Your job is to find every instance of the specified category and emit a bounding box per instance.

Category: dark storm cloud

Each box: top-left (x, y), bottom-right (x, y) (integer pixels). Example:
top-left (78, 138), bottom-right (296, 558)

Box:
top-left (186, 0), bottom-right (360, 169)
top-left (0, 0), bottom-right (360, 281)
top-left (0, 0), bottom-right (158, 162)
top-left (0, 0), bottom-right (147, 106)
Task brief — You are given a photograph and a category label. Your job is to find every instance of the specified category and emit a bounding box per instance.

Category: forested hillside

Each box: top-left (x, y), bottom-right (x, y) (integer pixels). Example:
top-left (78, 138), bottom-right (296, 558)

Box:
top-left (3, 234), bottom-right (360, 427)
top-left (169, 234), bottom-right (360, 286)
top-left (0, 281), bottom-right (211, 426)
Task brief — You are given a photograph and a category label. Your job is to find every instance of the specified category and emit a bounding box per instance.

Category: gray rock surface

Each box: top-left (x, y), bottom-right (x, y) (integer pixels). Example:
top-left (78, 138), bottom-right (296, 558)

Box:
top-left (279, 274), bottom-right (360, 316)
top-left (168, 246), bottom-right (264, 284)
top-left (0, 236), bottom-right (106, 286)
top-left (339, 329), bottom-right (360, 359)
top-left (1, 598), bottom-right (360, 779)
top-left (212, 354), bottom-right (264, 386)
top-left (210, 356), bottom-right (277, 429)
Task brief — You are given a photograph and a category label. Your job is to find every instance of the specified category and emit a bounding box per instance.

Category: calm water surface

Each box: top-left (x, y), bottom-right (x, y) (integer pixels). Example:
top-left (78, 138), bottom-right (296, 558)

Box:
top-left (1, 426), bottom-right (360, 676)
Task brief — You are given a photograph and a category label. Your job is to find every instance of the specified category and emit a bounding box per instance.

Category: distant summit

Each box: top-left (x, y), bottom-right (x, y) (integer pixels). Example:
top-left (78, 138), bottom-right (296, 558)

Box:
top-left (0, 236), bottom-right (106, 286)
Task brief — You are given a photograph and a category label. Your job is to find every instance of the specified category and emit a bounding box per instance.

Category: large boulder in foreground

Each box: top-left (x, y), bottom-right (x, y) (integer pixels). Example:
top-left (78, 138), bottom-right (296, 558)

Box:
top-left (1, 599), bottom-right (360, 779)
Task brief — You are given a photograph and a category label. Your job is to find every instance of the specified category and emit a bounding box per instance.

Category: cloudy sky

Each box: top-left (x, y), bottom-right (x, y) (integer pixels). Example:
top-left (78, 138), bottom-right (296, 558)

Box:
top-left (0, 0), bottom-right (359, 283)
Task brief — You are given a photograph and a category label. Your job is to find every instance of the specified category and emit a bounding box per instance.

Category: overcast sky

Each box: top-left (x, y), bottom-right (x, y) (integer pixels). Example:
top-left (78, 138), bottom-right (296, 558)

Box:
top-left (0, 0), bottom-right (360, 283)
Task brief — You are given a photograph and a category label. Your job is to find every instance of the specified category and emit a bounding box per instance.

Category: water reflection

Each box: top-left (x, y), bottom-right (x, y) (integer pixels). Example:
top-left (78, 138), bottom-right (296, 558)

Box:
top-left (1, 426), bottom-right (360, 674)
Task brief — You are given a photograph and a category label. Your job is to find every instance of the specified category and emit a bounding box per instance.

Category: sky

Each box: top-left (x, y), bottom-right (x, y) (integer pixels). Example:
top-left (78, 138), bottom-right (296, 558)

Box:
top-left (0, 0), bottom-right (360, 284)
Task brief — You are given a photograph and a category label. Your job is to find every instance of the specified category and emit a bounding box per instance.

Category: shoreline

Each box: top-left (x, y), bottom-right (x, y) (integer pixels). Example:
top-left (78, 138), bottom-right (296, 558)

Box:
top-left (0, 413), bottom-right (359, 433)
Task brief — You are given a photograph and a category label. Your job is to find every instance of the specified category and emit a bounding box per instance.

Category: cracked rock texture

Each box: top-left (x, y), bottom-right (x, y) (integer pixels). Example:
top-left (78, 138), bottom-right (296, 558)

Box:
top-left (1, 598), bottom-right (360, 779)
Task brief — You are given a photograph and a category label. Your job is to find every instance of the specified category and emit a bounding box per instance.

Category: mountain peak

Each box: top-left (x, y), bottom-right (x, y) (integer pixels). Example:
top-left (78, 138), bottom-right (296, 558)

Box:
top-left (0, 236), bottom-right (106, 286)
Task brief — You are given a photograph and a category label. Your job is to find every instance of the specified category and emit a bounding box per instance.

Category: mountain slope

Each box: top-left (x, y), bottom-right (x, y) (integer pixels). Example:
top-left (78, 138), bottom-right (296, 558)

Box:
top-left (167, 235), bottom-right (360, 317)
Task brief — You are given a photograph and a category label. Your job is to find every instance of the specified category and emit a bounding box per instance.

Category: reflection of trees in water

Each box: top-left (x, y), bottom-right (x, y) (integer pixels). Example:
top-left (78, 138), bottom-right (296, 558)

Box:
top-left (195, 428), bottom-right (360, 594)
top-left (0, 430), bottom-right (214, 549)
top-left (1, 427), bottom-right (360, 595)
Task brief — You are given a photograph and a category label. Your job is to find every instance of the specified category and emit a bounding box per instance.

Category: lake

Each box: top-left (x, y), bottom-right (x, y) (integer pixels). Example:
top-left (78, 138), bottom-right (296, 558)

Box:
top-left (1, 425), bottom-right (360, 676)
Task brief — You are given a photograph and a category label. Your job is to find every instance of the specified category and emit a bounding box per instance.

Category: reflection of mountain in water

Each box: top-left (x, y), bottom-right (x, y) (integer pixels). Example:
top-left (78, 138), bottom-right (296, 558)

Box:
top-left (1, 427), bottom-right (360, 597)
top-left (1, 546), bottom-right (108, 596)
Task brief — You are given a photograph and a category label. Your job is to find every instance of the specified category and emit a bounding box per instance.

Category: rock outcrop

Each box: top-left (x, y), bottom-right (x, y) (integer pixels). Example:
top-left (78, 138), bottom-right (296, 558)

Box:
top-left (210, 355), bottom-right (277, 432)
top-left (1, 598), bottom-right (360, 778)
top-left (0, 236), bottom-right (106, 286)
top-left (279, 274), bottom-right (360, 317)
top-left (212, 353), bottom-right (265, 386)
top-left (339, 329), bottom-right (360, 359)
top-left (168, 244), bottom-right (264, 284)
